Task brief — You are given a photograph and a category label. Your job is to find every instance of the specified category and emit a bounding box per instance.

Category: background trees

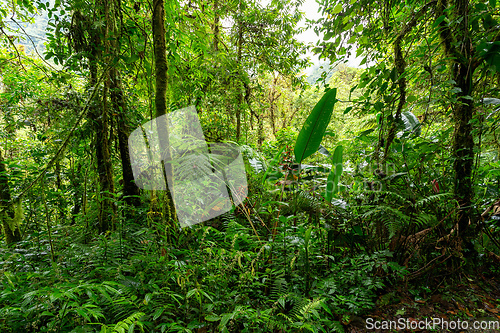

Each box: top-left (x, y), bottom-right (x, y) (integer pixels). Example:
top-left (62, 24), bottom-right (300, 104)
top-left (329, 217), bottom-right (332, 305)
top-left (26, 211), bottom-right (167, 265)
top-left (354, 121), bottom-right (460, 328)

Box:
top-left (313, 0), bottom-right (500, 254)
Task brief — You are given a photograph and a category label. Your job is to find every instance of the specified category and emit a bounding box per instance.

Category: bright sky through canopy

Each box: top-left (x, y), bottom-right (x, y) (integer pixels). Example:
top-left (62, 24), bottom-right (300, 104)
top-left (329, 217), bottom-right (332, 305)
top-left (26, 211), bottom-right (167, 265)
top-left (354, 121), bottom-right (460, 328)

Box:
top-left (295, 0), bottom-right (362, 69)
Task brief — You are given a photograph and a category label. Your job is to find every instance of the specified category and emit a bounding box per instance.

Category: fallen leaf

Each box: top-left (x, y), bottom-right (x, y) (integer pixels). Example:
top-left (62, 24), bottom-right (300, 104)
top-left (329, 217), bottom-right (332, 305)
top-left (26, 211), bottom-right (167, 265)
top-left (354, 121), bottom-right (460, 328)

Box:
top-left (485, 306), bottom-right (499, 314)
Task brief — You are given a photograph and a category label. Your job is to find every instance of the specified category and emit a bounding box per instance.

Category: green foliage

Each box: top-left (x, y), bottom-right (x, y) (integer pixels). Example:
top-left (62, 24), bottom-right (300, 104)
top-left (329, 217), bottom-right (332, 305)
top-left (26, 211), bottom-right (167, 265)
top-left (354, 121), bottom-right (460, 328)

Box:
top-left (294, 88), bottom-right (338, 163)
top-left (1, 0), bottom-right (500, 332)
top-left (325, 145), bottom-right (344, 202)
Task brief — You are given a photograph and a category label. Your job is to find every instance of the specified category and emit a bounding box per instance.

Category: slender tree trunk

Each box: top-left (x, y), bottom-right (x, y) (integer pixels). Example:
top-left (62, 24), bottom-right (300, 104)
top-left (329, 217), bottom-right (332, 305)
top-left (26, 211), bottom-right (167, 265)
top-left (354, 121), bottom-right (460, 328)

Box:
top-left (153, 0), bottom-right (177, 222)
top-left (451, 0), bottom-right (475, 236)
top-left (235, 0), bottom-right (244, 142)
top-left (106, 0), bottom-right (141, 207)
top-left (268, 77), bottom-right (280, 135)
top-left (70, 161), bottom-right (82, 224)
top-left (437, 0), bottom-right (477, 238)
top-left (213, 0), bottom-right (219, 51)
top-left (153, 0), bottom-right (169, 118)
top-left (0, 148), bottom-right (21, 245)
top-left (55, 159), bottom-right (65, 220)
top-left (94, 83), bottom-right (115, 233)
top-left (258, 116), bottom-right (264, 145)
top-left (86, 0), bottom-right (116, 233)
top-left (111, 69), bottom-right (141, 207)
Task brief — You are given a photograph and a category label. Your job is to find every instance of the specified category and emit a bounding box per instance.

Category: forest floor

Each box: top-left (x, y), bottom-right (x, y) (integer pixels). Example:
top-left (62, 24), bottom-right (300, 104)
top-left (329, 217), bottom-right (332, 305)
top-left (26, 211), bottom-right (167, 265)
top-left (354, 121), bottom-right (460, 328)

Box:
top-left (346, 265), bottom-right (500, 332)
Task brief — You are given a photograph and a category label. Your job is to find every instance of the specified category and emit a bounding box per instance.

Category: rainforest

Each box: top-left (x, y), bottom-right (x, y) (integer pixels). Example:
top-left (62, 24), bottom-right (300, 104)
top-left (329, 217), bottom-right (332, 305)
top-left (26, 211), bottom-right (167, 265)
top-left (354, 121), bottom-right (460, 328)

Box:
top-left (1, 0), bottom-right (500, 332)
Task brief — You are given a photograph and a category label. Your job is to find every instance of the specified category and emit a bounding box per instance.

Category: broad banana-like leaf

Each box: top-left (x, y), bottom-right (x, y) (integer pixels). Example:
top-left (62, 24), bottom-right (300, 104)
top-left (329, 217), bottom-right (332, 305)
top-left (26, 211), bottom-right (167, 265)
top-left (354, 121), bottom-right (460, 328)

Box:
top-left (294, 88), bottom-right (338, 164)
top-left (325, 145), bottom-right (343, 202)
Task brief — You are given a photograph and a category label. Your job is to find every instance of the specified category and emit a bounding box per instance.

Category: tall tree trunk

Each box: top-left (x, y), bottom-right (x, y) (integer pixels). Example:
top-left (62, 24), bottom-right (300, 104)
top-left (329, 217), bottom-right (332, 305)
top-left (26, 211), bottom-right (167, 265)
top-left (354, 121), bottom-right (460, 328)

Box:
top-left (258, 115), bottom-right (264, 145)
top-left (86, 0), bottom-right (116, 233)
top-left (437, 0), bottom-right (477, 238)
top-left (107, 0), bottom-right (141, 207)
top-left (153, 0), bottom-right (169, 118)
top-left (153, 0), bottom-right (176, 222)
top-left (0, 148), bottom-right (21, 245)
top-left (111, 69), bottom-right (141, 207)
top-left (235, 0), bottom-right (244, 142)
top-left (213, 0), bottom-right (220, 51)
top-left (451, 0), bottom-right (475, 237)
top-left (70, 161), bottom-right (83, 225)
top-left (94, 84), bottom-right (116, 233)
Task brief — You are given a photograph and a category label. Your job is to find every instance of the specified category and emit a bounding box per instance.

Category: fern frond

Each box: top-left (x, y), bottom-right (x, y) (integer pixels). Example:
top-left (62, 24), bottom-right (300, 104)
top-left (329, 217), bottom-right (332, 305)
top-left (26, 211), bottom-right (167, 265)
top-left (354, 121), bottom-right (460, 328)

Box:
top-left (414, 212), bottom-right (437, 228)
top-left (299, 298), bottom-right (323, 320)
top-left (415, 192), bottom-right (452, 208)
top-left (270, 278), bottom-right (288, 301)
top-left (110, 311), bottom-right (145, 333)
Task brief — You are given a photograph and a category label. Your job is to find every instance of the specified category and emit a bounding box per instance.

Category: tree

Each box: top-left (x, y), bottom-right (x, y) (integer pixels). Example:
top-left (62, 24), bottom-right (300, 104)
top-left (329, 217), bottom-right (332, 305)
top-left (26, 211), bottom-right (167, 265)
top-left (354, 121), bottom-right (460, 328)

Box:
top-left (106, 0), bottom-right (141, 207)
top-left (0, 148), bottom-right (21, 245)
top-left (153, 0), bottom-right (177, 222)
top-left (313, 0), bottom-right (500, 250)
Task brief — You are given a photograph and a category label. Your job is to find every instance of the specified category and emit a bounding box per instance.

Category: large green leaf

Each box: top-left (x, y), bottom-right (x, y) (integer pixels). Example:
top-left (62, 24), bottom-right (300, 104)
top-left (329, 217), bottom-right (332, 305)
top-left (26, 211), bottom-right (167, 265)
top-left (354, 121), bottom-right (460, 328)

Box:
top-left (294, 88), bottom-right (338, 163)
top-left (325, 145), bottom-right (343, 202)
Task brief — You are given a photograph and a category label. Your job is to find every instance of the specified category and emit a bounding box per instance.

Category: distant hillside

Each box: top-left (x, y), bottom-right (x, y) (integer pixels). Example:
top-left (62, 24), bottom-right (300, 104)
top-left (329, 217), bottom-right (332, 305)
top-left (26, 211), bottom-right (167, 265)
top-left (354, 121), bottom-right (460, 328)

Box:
top-left (3, 2), bottom-right (50, 56)
top-left (306, 60), bottom-right (336, 85)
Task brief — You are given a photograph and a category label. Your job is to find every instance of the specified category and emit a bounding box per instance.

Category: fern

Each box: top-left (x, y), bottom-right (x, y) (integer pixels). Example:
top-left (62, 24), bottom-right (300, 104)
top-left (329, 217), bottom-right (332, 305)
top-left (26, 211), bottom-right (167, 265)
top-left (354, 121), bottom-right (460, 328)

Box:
top-left (415, 192), bottom-right (452, 208)
top-left (220, 211), bottom-right (236, 232)
top-left (299, 298), bottom-right (323, 321)
top-left (360, 204), bottom-right (411, 238)
top-left (269, 277), bottom-right (288, 302)
top-left (297, 190), bottom-right (322, 213)
top-left (398, 110), bottom-right (421, 138)
top-left (102, 311), bottom-right (145, 333)
top-left (240, 145), bottom-right (267, 174)
top-left (414, 212), bottom-right (437, 228)
top-left (330, 320), bottom-right (345, 333)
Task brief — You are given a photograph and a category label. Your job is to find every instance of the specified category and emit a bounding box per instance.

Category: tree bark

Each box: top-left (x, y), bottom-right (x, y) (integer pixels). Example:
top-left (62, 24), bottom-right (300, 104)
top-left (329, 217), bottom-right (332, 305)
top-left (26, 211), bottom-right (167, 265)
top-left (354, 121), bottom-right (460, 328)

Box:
top-left (451, 0), bottom-right (475, 236)
top-left (437, 0), bottom-right (477, 237)
top-left (235, 0), bottom-right (244, 142)
top-left (106, 0), bottom-right (141, 207)
top-left (86, 0), bottom-right (116, 233)
top-left (153, 0), bottom-right (177, 222)
top-left (0, 148), bottom-right (21, 245)
top-left (213, 0), bottom-right (220, 51)
top-left (110, 69), bottom-right (141, 207)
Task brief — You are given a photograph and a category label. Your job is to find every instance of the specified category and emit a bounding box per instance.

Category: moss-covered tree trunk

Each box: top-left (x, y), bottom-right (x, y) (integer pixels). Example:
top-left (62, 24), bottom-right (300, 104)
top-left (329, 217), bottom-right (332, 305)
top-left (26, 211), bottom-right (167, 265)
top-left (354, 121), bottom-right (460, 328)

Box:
top-left (452, 62), bottom-right (475, 236)
top-left (235, 0), bottom-right (244, 142)
top-left (111, 69), bottom-right (141, 207)
top-left (153, 0), bottom-right (176, 222)
top-left (213, 0), bottom-right (220, 51)
top-left (437, 0), bottom-right (477, 239)
top-left (106, 0), bottom-right (141, 208)
top-left (86, 0), bottom-right (116, 233)
top-left (0, 148), bottom-right (21, 245)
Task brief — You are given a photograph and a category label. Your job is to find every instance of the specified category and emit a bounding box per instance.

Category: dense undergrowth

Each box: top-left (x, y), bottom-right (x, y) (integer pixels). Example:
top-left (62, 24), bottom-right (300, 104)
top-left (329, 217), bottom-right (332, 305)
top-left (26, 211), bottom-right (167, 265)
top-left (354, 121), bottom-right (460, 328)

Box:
top-left (0, 203), bottom-right (401, 332)
top-left (1, 155), bottom-right (499, 333)
top-left (0, 154), bottom-right (411, 333)
top-left (1, 0), bottom-right (500, 331)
